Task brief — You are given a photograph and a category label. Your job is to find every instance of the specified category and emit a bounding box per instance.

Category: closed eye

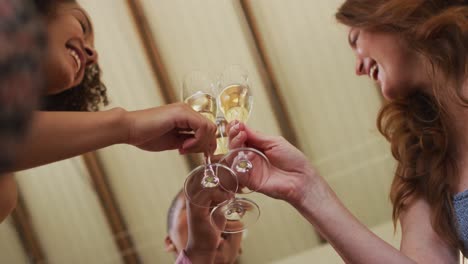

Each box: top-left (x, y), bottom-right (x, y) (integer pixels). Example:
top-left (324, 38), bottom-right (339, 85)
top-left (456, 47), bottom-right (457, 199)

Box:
top-left (77, 19), bottom-right (86, 34)
top-left (348, 29), bottom-right (360, 48)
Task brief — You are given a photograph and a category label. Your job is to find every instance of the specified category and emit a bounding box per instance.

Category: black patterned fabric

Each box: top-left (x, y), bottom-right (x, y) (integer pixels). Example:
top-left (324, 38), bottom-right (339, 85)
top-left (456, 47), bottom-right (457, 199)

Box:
top-left (0, 0), bottom-right (46, 173)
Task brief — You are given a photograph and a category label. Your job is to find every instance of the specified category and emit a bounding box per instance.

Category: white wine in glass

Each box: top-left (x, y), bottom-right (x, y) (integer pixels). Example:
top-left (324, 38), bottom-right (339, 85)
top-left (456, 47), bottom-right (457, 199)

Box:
top-left (218, 84), bottom-right (252, 123)
top-left (184, 91), bottom-right (217, 123)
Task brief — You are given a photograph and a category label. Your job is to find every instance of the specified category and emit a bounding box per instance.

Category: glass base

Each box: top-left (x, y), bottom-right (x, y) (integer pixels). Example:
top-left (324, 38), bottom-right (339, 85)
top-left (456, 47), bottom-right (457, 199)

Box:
top-left (210, 197), bottom-right (260, 234)
top-left (219, 147), bottom-right (270, 194)
top-left (184, 163), bottom-right (238, 208)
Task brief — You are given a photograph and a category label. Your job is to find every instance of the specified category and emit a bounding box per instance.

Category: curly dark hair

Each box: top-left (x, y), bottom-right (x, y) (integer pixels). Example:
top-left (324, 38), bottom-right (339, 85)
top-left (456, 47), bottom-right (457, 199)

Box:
top-left (42, 64), bottom-right (109, 111)
top-left (34, 0), bottom-right (109, 112)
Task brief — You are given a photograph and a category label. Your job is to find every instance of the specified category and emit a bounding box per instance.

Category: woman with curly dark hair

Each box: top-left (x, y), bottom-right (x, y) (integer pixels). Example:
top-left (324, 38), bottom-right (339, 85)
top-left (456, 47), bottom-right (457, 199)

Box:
top-left (0, 0), bottom-right (217, 222)
top-left (8, 0), bottom-right (216, 171)
top-left (227, 0), bottom-right (468, 263)
top-left (33, 0), bottom-right (107, 112)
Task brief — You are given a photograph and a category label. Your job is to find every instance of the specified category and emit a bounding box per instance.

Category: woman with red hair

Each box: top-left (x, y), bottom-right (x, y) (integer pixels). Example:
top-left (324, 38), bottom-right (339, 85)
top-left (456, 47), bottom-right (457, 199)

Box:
top-left (229, 0), bottom-right (468, 263)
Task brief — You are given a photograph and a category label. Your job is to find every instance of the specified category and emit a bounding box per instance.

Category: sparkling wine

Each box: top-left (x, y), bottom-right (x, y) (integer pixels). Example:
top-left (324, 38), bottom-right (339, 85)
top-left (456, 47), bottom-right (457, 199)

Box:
top-left (218, 84), bottom-right (252, 123)
top-left (214, 117), bottom-right (229, 155)
top-left (184, 92), bottom-right (216, 123)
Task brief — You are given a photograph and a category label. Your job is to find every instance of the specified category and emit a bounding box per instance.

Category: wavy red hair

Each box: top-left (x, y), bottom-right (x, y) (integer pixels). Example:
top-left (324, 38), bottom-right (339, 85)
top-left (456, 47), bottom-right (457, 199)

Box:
top-left (337, 0), bottom-right (468, 251)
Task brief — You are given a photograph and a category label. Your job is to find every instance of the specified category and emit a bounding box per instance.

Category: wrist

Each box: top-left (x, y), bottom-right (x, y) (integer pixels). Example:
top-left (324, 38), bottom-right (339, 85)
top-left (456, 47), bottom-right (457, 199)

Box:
top-left (288, 169), bottom-right (334, 215)
top-left (107, 107), bottom-right (130, 145)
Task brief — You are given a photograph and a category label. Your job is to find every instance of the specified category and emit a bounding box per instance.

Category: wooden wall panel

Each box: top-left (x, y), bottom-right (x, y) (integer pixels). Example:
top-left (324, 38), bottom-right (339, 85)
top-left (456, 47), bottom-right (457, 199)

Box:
top-left (0, 1), bottom-right (400, 263)
top-left (138, 1), bottom-right (323, 263)
top-left (80, 0), bottom-right (192, 262)
top-left (15, 158), bottom-right (122, 263)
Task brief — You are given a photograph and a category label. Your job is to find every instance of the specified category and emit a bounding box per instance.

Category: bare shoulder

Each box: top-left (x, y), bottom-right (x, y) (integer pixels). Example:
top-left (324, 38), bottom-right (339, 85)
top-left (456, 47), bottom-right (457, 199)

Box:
top-left (399, 197), bottom-right (459, 263)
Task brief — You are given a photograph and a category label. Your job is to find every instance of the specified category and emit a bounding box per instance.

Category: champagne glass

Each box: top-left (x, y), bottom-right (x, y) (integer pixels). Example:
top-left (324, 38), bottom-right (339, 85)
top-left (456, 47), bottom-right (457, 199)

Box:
top-left (208, 147), bottom-right (269, 233)
top-left (210, 197), bottom-right (260, 234)
top-left (219, 147), bottom-right (270, 193)
top-left (182, 70), bottom-right (217, 123)
top-left (207, 66), bottom-right (270, 233)
top-left (218, 65), bottom-right (253, 125)
top-left (184, 162), bottom-right (238, 208)
top-left (217, 65), bottom-right (270, 193)
top-left (182, 71), bottom-right (238, 208)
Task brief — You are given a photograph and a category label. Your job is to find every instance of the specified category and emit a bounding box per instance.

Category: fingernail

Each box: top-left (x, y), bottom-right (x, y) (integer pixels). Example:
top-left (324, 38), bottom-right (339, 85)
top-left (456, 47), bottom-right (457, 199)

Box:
top-left (235, 132), bottom-right (243, 141)
top-left (233, 123), bottom-right (240, 132)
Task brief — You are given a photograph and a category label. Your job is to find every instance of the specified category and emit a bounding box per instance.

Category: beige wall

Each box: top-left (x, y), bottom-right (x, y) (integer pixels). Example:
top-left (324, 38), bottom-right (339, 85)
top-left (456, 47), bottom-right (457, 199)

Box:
top-left (0, 0), bottom-right (395, 263)
top-left (0, 219), bottom-right (28, 263)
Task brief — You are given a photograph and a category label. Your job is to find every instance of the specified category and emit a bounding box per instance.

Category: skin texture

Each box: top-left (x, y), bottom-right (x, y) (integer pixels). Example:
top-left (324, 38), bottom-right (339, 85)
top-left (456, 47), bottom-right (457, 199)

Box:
top-left (44, 2), bottom-right (97, 95)
top-left (349, 28), bottom-right (430, 100)
top-left (0, 2), bottom-right (217, 222)
top-left (165, 194), bottom-right (243, 264)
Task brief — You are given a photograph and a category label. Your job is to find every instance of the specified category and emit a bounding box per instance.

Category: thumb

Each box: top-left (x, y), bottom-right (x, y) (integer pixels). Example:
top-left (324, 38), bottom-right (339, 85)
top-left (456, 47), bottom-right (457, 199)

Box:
top-left (243, 126), bottom-right (277, 151)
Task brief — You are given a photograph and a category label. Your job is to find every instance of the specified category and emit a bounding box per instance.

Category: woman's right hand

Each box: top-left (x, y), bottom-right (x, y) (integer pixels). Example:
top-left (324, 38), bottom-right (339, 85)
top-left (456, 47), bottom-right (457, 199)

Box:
top-left (124, 103), bottom-right (217, 155)
top-left (227, 122), bottom-right (321, 206)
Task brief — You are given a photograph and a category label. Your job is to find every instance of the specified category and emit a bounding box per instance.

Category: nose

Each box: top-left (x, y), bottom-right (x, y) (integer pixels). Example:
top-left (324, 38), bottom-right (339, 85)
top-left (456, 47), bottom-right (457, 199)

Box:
top-left (84, 44), bottom-right (98, 66)
top-left (355, 57), bottom-right (365, 76)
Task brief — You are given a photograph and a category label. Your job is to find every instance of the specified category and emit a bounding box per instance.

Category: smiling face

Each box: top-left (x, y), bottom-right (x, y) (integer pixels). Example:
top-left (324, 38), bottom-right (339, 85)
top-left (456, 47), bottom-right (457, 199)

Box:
top-left (348, 27), bottom-right (431, 100)
top-left (44, 2), bottom-right (98, 95)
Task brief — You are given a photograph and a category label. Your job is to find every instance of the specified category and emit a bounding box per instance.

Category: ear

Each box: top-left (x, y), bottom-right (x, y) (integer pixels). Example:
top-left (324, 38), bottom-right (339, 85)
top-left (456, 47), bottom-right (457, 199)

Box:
top-left (165, 236), bottom-right (176, 253)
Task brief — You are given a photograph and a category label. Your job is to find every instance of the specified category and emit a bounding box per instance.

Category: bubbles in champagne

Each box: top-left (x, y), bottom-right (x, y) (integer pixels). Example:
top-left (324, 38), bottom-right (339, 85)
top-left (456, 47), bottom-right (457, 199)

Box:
top-left (184, 92), bottom-right (216, 123)
top-left (219, 84), bottom-right (252, 123)
top-left (225, 107), bottom-right (250, 123)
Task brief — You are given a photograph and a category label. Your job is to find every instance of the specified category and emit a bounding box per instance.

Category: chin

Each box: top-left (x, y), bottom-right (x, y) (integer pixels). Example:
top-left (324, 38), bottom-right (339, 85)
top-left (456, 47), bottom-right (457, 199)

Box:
top-left (46, 82), bottom-right (75, 95)
top-left (380, 84), bottom-right (398, 101)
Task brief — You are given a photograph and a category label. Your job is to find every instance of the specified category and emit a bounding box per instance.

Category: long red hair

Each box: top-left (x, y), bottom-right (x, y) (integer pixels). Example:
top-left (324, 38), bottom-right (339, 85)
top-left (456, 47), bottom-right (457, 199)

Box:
top-left (336, 0), bottom-right (468, 251)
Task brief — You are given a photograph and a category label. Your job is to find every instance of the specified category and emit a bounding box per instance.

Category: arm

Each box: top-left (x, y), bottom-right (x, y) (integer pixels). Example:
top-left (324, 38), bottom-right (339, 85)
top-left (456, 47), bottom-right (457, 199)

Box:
top-left (13, 103), bottom-right (217, 171)
top-left (292, 179), bottom-right (457, 263)
top-left (14, 108), bottom-right (127, 170)
top-left (228, 122), bottom-right (458, 263)
top-left (183, 193), bottom-right (225, 264)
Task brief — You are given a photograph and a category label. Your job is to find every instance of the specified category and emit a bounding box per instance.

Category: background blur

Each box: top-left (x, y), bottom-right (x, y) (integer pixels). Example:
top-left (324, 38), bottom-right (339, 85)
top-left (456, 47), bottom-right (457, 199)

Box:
top-left (0, 0), bottom-right (398, 263)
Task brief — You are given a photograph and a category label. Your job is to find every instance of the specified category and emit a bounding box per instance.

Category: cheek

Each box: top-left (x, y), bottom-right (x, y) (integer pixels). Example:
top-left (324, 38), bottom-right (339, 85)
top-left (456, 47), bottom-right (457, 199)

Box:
top-left (44, 52), bottom-right (74, 94)
top-left (43, 19), bottom-right (79, 94)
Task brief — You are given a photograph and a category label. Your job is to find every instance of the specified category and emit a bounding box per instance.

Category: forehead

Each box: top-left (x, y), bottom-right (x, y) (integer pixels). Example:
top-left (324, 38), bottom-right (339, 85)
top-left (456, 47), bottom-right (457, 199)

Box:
top-left (54, 3), bottom-right (95, 41)
top-left (55, 3), bottom-right (92, 26)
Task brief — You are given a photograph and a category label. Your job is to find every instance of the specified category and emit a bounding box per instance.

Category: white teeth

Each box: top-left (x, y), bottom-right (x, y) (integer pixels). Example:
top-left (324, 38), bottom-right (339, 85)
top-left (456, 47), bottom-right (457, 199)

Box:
top-left (369, 64), bottom-right (378, 81)
top-left (67, 48), bottom-right (81, 74)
